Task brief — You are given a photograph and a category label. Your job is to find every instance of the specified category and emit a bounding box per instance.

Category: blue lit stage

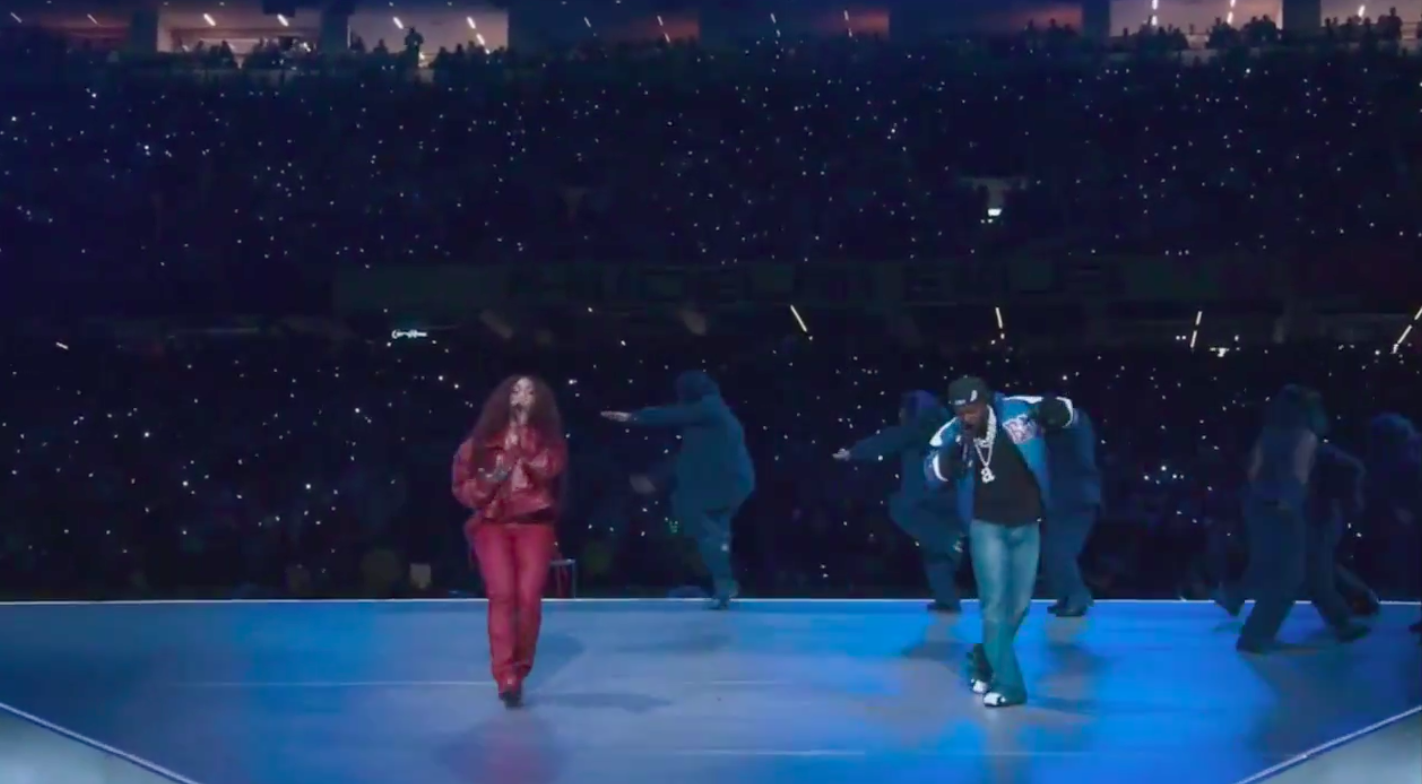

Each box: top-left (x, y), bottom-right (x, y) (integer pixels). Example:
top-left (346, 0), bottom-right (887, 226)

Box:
top-left (0, 599), bottom-right (1417, 784)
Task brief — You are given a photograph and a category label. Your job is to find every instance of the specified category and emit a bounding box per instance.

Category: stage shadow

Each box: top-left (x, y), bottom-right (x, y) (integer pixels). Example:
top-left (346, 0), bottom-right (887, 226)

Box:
top-left (439, 708), bottom-right (569, 784)
top-left (524, 632), bottom-right (585, 691)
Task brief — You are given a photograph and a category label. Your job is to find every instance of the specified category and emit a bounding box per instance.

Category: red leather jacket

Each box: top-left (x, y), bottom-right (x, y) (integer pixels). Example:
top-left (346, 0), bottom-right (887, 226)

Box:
top-left (451, 424), bottom-right (567, 536)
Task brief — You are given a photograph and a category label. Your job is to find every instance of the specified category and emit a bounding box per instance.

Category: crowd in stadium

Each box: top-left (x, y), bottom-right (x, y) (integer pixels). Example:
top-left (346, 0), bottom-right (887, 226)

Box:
top-left (0, 20), bottom-right (1418, 601)
top-left (3, 20), bottom-right (1421, 311)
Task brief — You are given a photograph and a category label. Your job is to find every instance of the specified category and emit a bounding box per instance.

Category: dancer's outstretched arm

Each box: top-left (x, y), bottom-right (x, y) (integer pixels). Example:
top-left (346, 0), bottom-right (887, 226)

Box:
top-left (837, 409), bottom-right (947, 462)
top-left (603, 398), bottom-right (715, 428)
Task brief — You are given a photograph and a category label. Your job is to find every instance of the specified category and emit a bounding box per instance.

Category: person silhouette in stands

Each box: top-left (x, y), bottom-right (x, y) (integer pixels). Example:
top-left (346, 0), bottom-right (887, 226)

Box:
top-left (1042, 404), bottom-right (1101, 618)
top-left (602, 371), bottom-right (755, 610)
top-left (1222, 386), bottom-right (1368, 654)
top-left (925, 376), bottom-right (1080, 708)
top-left (834, 390), bottom-right (963, 613)
top-left (404, 27), bottom-right (425, 63)
top-left (452, 375), bottom-right (568, 708)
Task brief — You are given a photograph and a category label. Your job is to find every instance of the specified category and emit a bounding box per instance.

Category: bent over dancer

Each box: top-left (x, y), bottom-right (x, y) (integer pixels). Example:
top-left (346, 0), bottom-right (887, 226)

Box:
top-left (835, 390), bottom-right (964, 612)
top-left (603, 370), bottom-right (756, 609)
top-left (1042, 406), bottom-right (1102, 618)
top-left (925, 375), bottom-right (1079, 708)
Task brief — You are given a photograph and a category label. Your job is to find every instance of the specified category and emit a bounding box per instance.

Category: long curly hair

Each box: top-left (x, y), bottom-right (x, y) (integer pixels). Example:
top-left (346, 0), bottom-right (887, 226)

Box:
top-left (467, 375), bottom-right (565, 462)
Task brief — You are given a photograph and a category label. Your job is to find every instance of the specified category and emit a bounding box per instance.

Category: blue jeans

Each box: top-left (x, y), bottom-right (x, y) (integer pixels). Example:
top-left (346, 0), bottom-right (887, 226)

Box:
top-left (970, 519), bottom-right (1041, 702)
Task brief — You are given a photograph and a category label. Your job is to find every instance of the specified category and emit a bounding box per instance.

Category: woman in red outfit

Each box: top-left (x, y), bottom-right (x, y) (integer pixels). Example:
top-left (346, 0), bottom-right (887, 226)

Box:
top-left (452, 375), bottom-right (567, 708)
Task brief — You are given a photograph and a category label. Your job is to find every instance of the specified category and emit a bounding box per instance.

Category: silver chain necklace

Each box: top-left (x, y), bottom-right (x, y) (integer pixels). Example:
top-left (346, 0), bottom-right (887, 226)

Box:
top-left (972, 409), bottom-right (997, 484)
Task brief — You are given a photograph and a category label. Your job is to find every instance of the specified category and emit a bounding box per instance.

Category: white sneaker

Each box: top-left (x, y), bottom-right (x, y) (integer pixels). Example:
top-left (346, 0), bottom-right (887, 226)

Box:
top-left (983, 691), bottom-right (1021, 708)
top-left (970, 678), bottom-right (990, 695)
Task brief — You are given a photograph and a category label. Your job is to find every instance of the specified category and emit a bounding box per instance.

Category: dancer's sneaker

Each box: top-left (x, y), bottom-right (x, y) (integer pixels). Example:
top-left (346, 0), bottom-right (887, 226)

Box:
top-left (983, 691), bottom-right (1025, 708)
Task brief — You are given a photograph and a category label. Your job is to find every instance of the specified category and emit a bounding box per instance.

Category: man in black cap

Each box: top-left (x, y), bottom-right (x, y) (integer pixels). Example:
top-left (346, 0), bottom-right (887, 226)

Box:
top-left (925, 375), bottom-right (1078, 708)
top-left (834, 390), bottom-right (963, 612)
top-left (603, 370), bottom-right (755, 610)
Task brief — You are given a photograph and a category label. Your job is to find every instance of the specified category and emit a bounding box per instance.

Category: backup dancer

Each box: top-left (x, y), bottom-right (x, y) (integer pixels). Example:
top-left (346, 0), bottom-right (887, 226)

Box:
top-left (1364, 413), bottom-right (1422, 636)
top-left (452, 375), bottom-right (568, 707)
top-left (1220, 386), bottom-right (1368, 654)
top-left (1310, 442), bottom-right (1381, 616)
top-left (834, 391), bottom-right (964, 612)
top-left (602, 370), bottom-right (756, 609)
top-left (1042, 405), bottom-right (1102, 618)
top-left (924, 376), bottom-right (1079, 708)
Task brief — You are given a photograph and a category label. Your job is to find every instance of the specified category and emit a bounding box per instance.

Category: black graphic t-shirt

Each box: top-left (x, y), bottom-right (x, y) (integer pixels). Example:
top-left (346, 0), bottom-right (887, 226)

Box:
top-left (970, 425), bottom-right (1043, 527)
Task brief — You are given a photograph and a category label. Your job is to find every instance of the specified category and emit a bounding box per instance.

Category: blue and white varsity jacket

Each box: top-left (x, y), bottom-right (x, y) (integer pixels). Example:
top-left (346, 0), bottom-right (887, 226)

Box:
top-left (923, 393), bottom-right (1077, 525)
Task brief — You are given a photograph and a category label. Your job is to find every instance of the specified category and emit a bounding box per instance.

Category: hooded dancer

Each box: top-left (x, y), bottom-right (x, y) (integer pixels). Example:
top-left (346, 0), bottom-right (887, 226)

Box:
top-left (834, 391), bottom-right (963, 613)
top-left (1310, 442), bottom-right (1381, 616)
top-left (924, 376), bottom-right (1078, 708)
top-left (602, 371), bottom-right (755, 609)
top-left (1219, 386), bottom-right (1368, 654)
top-left (1365, 413), bottom-right (1421, 635)
top-left (1042, 406), bottom-right (1102, 618)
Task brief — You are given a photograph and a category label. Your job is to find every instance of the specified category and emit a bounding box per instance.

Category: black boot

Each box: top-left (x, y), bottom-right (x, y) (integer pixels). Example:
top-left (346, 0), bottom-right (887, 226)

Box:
top-left (499, 682), bottom-right (524, 709)
top-left (1213, 585), bottom-right (1244, 618)
top-left (708, 579), bottom-right (739, 610)
top-left (928, 600), bottom-right (961, 614)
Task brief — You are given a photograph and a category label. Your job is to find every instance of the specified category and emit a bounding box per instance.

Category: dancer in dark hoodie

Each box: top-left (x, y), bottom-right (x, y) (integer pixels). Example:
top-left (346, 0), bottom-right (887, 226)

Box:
top-left (834, 391), bottom-right (963, 612)
top-left (1221, 386), bottom-right (1368, 653)
top-left (1309, 442), bottom-right (1381, 617)
top-left (1042, 406), bottom-right (1102, 618)
top-left (1364, 413), bottom-right (1422, 636)
top-left (603, 371), bottom-right (756, 609)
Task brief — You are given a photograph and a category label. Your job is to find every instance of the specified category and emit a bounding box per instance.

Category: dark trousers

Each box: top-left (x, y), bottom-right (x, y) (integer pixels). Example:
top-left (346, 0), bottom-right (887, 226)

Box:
top-left (674, 498), bottom-right (742, 598)
top-left (969, 520), bottom-right (1040, 702)
top-left (472, 523), bottom-right (557, 690)
top-left (1043, 506), bottom-right (1097, 608)
top-left (890, 497), bottom-right (964, 606)
top-left (1236, 502), bottom-right (1352, 646)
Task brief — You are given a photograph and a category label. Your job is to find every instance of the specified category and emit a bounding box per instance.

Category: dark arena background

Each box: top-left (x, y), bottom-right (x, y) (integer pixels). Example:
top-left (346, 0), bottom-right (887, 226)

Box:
top-left (1, 1), bottom-right (1421, 783)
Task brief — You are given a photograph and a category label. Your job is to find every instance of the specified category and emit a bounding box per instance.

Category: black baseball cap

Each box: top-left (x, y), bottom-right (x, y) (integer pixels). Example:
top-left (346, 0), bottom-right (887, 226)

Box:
top-left (947, 376), bottom-right (992, 408)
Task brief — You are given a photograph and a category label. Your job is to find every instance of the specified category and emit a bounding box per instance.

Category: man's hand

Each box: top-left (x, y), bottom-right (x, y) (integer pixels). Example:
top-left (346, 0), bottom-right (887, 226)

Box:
top-left (630, 474), bottom-right (656, 495)
top-left (601, 411), bottom-right (632, 423)
top-left (832, 448), bottom-right (851, 461)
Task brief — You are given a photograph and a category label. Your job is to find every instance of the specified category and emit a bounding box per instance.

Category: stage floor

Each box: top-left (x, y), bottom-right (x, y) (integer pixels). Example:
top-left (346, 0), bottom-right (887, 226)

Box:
top-left (0, 599), bottom-right (1418, 784)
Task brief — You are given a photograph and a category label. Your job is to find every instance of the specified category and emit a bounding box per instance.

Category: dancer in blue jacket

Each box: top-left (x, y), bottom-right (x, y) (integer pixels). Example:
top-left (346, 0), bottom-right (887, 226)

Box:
top-left (603, 370), bottom-right (756, 609)
top-left (924, 376), bottom-right (1079, 708)
top-left (835, 390), bottom-right (963, 612)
